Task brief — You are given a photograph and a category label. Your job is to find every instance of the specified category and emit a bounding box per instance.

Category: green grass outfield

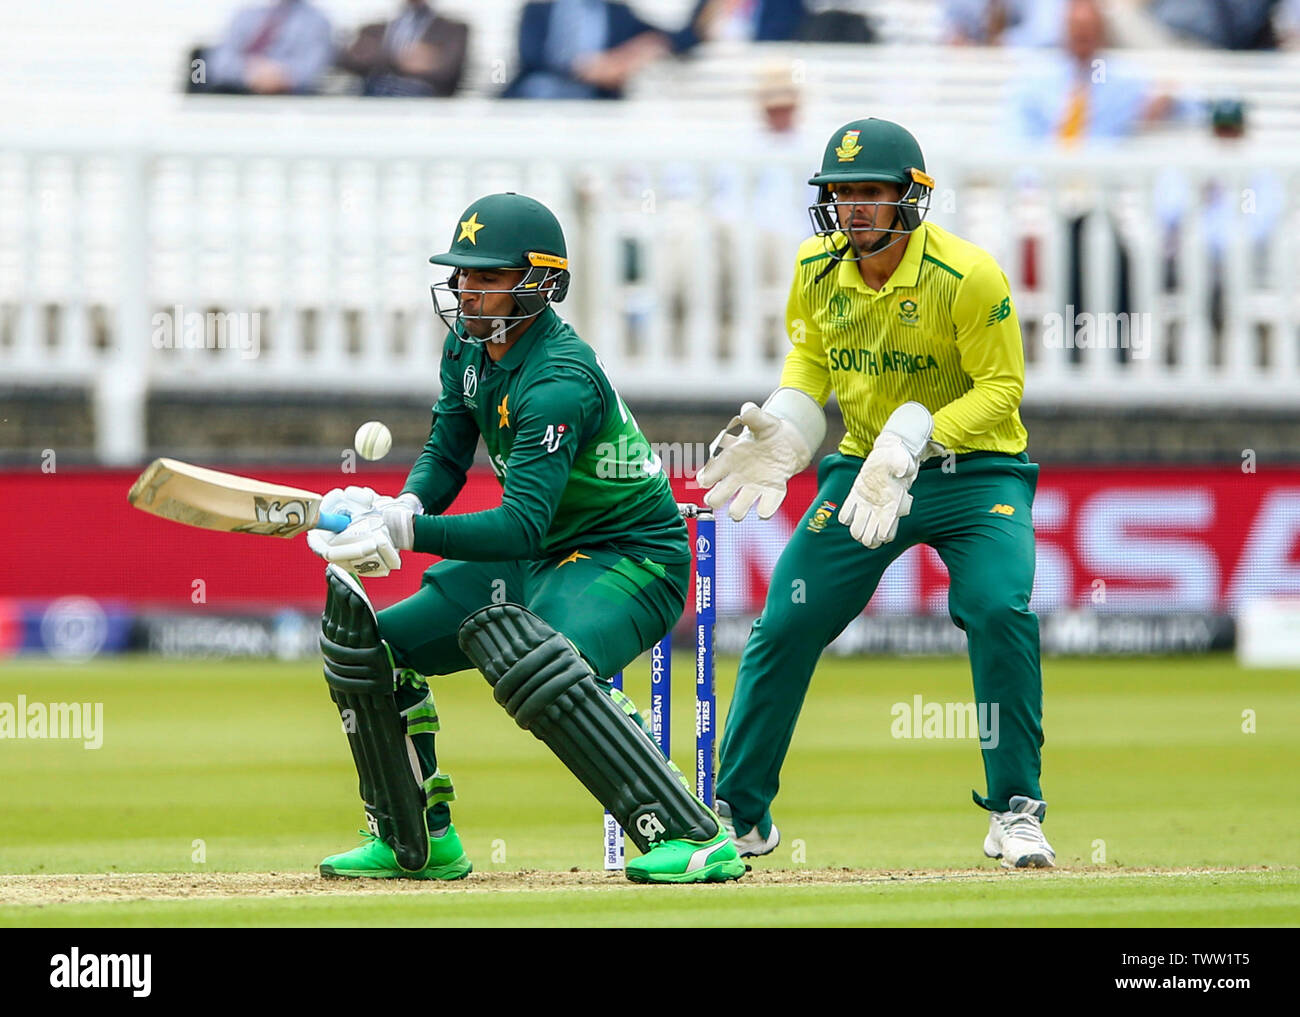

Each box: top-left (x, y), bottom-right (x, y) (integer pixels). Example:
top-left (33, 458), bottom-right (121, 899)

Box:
top-left (1, 653), bottom-right (1296, 927)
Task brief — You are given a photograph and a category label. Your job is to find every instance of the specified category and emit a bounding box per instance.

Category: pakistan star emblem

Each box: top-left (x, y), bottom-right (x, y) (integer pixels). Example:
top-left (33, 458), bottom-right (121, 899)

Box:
top-left (458, 212), bottom-right (485, 245)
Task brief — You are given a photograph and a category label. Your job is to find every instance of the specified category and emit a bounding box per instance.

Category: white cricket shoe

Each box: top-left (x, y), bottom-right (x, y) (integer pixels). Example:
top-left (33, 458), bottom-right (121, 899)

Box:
top-left (984, 795), bottom-right (1055, 869)
top-left (714, 798), bottom-right (780, 858)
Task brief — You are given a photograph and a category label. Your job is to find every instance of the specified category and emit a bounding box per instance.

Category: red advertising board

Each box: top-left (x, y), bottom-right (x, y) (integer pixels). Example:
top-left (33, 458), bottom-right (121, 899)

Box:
top-left (5, 465), bottom-right (1297, 614)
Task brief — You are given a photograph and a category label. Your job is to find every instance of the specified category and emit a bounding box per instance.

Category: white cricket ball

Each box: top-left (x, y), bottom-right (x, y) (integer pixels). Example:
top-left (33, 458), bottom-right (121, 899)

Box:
top-left (354, 420), bottom-right (393, 461)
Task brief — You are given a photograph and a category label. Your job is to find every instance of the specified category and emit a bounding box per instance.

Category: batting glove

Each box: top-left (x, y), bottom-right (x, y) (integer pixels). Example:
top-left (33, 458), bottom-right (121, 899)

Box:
top-left (307, 514), bottom-right (402, 577)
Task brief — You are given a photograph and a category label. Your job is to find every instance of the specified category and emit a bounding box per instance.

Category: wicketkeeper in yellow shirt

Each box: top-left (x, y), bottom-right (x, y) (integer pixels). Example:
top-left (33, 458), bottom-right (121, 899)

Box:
top-left (699, 118), bottom-right (1054, 868)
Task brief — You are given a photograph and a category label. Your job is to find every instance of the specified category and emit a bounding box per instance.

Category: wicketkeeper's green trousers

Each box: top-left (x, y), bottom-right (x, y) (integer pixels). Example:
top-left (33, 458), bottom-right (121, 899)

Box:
top-left (716, 451), bottom-right (1045, 835)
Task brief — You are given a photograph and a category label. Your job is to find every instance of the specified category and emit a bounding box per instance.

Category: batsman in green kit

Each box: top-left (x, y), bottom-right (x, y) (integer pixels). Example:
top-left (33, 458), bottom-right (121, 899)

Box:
top-left (306, 192), bottom-right (743, 884)
top-left (700, 119), bottom-right (1055, 868)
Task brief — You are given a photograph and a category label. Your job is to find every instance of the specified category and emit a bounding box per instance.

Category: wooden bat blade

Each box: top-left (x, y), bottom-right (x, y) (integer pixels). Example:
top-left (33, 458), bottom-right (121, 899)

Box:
top-left (127, 458), bottom-right (345, 538)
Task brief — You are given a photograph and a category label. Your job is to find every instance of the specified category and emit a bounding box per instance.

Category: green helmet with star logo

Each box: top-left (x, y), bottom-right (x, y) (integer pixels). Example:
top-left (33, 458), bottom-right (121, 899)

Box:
top-left (807, 118), bottom-right (934, 257)
top-left (429, 192), bottom-right (570, 341)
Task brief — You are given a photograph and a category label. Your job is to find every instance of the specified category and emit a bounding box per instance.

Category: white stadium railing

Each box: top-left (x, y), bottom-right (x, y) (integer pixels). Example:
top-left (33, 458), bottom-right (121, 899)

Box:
top-left (2, 108), bottom-right (1297, 463)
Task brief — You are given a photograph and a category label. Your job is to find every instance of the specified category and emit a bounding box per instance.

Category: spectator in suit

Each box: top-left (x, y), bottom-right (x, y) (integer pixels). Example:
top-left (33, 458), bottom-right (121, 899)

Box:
top-left (503, 0), bottom-right (677, 99)
top-left (202, 0), bottom-right (334, 95)
top-left (1010, 0), bottom-right (1174, 363)
top-left (1148, 0), bottom-right (1285, 50)
top-left (1012, 0), bottom-right (1171, 142)
top-left (337, 1), bottom-right (469, 96)
top-left (943, 0), bottom-right (1065, 47)
top-left (676, 0), bottom-right (807, 45)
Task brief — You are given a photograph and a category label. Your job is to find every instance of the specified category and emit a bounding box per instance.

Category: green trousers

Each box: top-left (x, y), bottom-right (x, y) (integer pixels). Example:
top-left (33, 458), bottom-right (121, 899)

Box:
top-left (373, 548), bottom-right (689, 830)
top-left (716, 451), bottom-right (1045, 835)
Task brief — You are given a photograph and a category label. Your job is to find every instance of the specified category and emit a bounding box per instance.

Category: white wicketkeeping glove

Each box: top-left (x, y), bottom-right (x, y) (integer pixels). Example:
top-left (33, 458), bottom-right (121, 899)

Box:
top-left (698, 388), bottom-right (826, 522)
top-left (839, 402), bottom-right (944, 549)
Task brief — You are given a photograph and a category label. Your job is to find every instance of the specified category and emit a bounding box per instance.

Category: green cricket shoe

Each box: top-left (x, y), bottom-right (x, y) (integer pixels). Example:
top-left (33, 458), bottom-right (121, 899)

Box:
top-left (319, 825), bottom-right (472, 881)
top-left (625, 827), bottom-right (747, 884)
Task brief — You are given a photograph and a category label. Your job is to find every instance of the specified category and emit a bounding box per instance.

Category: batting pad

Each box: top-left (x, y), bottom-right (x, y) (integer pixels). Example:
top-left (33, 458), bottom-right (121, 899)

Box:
top-left (458, 603), bottom-right (718, 853)
top-left (320, 566), bottom-right (430, 872)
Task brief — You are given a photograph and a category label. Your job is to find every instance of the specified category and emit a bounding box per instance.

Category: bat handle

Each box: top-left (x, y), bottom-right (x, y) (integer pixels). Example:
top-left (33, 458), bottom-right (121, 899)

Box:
top-left (319, 511), bottom-right (352, 533)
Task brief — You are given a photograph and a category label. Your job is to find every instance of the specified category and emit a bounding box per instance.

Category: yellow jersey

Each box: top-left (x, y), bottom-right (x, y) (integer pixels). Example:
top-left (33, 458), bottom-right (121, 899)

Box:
top-left (780, 220), bottom-right (1029, 458)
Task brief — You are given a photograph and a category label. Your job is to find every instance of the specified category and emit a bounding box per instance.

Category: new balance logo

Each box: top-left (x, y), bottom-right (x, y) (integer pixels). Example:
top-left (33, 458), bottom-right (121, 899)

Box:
top-left (986, 297), bottom-right (1011, 326)
top-left (989, 504), bottom-right (1015, 516)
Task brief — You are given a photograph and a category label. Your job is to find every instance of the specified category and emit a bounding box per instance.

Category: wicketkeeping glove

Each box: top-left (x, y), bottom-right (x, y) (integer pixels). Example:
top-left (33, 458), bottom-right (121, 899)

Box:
top-left (839, 402), bottom-right (944, 549)
top-left (698, 388), bottom-right (825, 522)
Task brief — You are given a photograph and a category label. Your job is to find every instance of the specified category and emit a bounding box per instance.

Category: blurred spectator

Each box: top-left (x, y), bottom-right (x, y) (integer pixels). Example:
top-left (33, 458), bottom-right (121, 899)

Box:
top-left (1011, 0), bottom-right (1174, 364)
top-left (1107, 0), bottom-right (1300, 49)
top-left (748, 63), bottom-right (819, 245)
top-left (796, 3), bottom-right (874, 42)
top-left (1148, 0), bottom-right (1285, 50)
top-left (1155, 101), bottom-right (1284, 346)
top-left (678, 0), bottom-right (808, 44)
top-left (1280, 0), bottom-right (1300, 46)
top-left (201, 0), bottom-right (333, 95)
top-left (943, 0), bottom-right (1065, 47)
top-left (746, 63), bottom-right (822, 353)
top-left (502, 0), bottom-right (675, 99)
top-left (1012, 0), bottom-right (1171, 142)
top-left (337, 1), bottom-right (468, 97)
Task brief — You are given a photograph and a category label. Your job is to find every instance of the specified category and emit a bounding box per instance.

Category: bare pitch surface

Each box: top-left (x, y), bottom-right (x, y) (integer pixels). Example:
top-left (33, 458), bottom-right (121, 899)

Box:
top-left (1, 654), bottom-right (1297, 925)
top-left (2, 869), bottom-right (1295, 927)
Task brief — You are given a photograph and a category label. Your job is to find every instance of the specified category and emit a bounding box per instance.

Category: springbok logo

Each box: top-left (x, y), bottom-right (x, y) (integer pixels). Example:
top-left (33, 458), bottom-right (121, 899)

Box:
top-left (835, 129), bottom-right (863, 161)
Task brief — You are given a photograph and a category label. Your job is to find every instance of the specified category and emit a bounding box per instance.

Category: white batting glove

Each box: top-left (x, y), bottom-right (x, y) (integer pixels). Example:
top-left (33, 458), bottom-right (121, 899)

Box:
top-left (307, 514), bottom-right (402, 577)
top-left (698, 389), bottom-right (825, 523)
top-left (374, 491), bottom-right (424, 517)
top-left (319, 486), bottom-right (381, 521)
top-left (309, 489), bottom-right (421, 576)
top-left (839, 402), bottom-right (943, 549)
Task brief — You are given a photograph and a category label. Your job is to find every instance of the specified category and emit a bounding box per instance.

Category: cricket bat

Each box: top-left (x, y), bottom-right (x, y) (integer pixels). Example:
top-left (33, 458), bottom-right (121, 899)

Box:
top-left (127, 458), bottom-right (351, 537)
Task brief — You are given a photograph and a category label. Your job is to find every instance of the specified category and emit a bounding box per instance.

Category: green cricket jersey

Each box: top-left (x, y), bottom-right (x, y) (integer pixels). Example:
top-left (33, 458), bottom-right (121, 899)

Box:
top-left (400, 307), bottom-right (689, 565)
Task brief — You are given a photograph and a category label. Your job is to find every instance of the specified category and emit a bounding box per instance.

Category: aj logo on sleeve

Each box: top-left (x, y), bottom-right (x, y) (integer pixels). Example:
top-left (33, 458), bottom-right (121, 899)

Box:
top-left (541, 424), bottom-right (567, 453)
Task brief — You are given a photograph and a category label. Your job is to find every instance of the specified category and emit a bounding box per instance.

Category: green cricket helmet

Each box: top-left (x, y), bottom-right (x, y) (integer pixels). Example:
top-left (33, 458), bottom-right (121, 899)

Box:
top-left (429, 192), bottom-right (570, 343)
top-left (807, 118), bottom-right (934, 261)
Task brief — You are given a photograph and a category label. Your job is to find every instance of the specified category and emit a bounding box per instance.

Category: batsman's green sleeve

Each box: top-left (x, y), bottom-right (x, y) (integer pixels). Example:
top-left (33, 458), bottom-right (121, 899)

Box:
top-left (401, 349), bottom-right (481, 515)
top-left (411, 371), bottom-right (602, 561)
top-left (930, 258), bottom-right (1025, 450)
